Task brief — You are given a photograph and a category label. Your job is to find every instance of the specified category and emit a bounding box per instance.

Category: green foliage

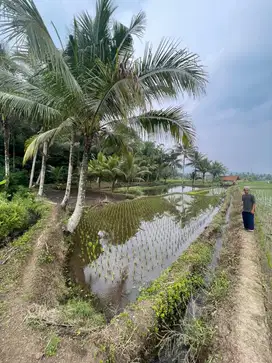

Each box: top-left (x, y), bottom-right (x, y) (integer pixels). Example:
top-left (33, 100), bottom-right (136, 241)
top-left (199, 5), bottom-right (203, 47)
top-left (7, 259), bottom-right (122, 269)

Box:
top-left (208, 270), bottom-right (230, 303)
top-left (0, 190), bottom-right (38, 244)
top-left (61, 299), bottom-right (106, 328)
top-left (138, 240), bottom-right (213, 329)
top-left (158, 317), bottom-right (214, 363)
top-left (187, 189), bottom-right (209, 196)
top-left (38, 250), bottom-right (55, 264)
top-left (3, 171), bottom-right (29, 196)
top-left (153, 274), bottom-right (203, 327)
top-left (44, 333), bottom-right (61, 357)
top-left (209, 161), bottom-right (227, 180)
top-left (47, 165), bottom-right (66, 183)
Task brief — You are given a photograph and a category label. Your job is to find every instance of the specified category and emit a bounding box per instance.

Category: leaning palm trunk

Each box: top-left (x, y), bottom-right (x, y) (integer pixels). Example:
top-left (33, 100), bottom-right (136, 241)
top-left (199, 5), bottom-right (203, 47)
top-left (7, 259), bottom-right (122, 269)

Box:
top-left (67, 140), bottom-right (90, 233)
top-left (61, 132), bottom-right (75, 208)
top-left (35, 171), bottom-right (41, 186)
top-left (38, 141), bottom-right (48, 197)
top-left (29, 149), bottom-right (38, 188)
top-left (2, 117), bottom-right (10, 184)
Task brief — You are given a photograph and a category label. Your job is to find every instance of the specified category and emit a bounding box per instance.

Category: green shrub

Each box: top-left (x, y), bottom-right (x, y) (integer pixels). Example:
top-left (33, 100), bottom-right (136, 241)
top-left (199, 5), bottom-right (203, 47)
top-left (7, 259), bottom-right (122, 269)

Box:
top-left (61, 299), bottom-right (106, 328)
top-left (0, 191), bottom-right (38, 243)
top-left (44, 333), bottom-right (61, 357)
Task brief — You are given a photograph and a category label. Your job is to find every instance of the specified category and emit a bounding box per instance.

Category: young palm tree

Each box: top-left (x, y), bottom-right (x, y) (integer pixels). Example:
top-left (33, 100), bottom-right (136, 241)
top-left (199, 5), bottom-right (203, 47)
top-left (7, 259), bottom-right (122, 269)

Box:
top-left (0, 0), bottom-right (207, 232)
top-left (88, 151), bottom-right (108, 189)
top-left (120, 152), bottom-right (150, 191)
top-left (102, 154), bottom-right (124, 191)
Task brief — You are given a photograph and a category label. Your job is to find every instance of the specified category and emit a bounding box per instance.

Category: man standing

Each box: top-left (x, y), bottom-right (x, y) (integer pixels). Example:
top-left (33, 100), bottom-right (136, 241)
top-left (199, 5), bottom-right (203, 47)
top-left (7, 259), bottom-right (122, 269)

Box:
top-left (242, 186), bottom-right (256, 231)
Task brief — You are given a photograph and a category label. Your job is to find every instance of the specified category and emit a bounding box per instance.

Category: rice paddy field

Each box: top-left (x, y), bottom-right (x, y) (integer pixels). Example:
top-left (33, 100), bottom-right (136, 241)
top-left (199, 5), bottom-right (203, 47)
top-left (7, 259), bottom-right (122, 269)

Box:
top-left (70, 187), bottom-right (225, 316)
top-left (238, 181), bottom-right (272, 268)
top-left (252, 183), bottom-right (272, 265)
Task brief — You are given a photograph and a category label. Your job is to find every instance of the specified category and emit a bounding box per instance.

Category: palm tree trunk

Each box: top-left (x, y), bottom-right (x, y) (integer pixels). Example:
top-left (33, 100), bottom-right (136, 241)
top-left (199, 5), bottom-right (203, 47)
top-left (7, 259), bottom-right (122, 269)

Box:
top-left (126, 180), bottom-right (131, 193)
top-left (29, 149), bottom-right (38, 188)
top-left (12, 136), bottom-right (15, 171)
top-left (182, 156), bottom-right (186, 185)
top-left (112, 178), bottom-right (116, 192)
top-left (38, 141), bottom-right (48, 197)
top-left (61, 132), bottom-right (75, 209)
top-left (2, 116), bottom-right (10, 184)
top-left (35, 171), bottom-right (41, 186)
top-left (67, 138), bottom-right (90, 233)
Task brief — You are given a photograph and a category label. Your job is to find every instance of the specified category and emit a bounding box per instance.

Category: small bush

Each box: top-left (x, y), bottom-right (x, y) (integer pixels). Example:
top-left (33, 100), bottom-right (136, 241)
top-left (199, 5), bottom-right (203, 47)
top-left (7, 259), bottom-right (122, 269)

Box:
top-left (45, 333), bottom-right (61, 357)
top-left (61, 299), bottom-right (106, 328)
top-left (7, 171), bottom-right (29, 195)
top-left (0, 191), bottom-right (38, 244)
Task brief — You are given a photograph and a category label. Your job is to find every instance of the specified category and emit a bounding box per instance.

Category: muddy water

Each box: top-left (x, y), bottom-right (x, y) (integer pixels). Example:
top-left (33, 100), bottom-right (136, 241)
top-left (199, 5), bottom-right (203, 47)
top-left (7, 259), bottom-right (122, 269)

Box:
top-left (69, 192), bottom-right (224, 317)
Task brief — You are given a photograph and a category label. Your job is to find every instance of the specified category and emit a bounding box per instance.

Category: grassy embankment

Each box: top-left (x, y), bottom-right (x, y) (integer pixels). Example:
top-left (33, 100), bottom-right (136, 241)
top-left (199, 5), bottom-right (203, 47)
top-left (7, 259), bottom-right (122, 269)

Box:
top-left (174, 181), bottom-right (272, 363)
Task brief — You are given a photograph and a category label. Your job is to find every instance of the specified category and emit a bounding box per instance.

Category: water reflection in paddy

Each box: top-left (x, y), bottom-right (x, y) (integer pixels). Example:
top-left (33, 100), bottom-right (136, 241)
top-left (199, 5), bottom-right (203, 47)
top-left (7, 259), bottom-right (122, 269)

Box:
top-left (70, 191), bottom-right (224, 316)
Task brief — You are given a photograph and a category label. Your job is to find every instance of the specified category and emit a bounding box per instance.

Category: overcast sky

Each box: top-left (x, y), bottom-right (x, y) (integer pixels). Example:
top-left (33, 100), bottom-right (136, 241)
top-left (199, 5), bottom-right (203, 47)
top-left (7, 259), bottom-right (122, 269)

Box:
top-left (36, 0), bottom-right (272, 173)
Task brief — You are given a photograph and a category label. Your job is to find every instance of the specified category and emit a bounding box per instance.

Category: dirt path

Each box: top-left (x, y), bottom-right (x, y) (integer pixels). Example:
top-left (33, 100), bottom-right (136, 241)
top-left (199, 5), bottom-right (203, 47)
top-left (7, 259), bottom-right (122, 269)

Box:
top-left (218, 229), bottom-right (271, 363)
top-left (0, 206), bottom-right (96, 363)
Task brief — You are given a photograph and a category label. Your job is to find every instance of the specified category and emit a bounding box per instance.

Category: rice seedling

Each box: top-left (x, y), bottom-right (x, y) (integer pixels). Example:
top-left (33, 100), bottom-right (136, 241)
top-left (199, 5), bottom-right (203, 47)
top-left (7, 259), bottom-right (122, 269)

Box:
top-left (70, 193), bottom-right (223, 312)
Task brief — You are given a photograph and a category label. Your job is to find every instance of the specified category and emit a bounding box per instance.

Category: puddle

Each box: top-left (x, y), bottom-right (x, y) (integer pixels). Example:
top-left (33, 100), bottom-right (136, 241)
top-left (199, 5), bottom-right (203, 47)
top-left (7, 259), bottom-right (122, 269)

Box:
top-left (69, 193), bottom-right (224, 317)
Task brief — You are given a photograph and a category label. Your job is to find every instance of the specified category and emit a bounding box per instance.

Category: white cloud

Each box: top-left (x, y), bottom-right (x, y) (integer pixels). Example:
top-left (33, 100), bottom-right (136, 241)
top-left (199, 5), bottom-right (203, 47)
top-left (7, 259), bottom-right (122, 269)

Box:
top-left (35, 0), bottom-right (272, 173)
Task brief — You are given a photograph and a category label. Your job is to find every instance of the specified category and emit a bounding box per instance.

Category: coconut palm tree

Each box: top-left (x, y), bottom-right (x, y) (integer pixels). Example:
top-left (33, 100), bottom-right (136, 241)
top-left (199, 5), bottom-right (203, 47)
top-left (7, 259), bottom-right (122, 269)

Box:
top-left (102, 154), bottom-right (124, 191)
top-left (88, 151), bottom-right (108, 189)
top-left (0, 0), bottom-right (207, 232)
top-left (0, 44), bottom-right (22, 186)
top-left (187, 150), bottom-right (205, 185)
top-left (197, 157), bottom-right (211, 183)
top-left (175, 142), bottom-right (196, 183)
top-left (120, 152), bottom-right (150, 191)
top-left (210, 161), bottom-right (227, 181)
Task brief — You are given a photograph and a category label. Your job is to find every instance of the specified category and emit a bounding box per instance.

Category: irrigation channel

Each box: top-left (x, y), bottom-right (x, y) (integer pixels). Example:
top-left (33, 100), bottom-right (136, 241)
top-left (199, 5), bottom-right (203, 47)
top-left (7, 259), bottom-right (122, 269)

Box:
top-left (152, 197), bottom-right (232, 363)
top-left (69, 186), bottom-right (226, 317)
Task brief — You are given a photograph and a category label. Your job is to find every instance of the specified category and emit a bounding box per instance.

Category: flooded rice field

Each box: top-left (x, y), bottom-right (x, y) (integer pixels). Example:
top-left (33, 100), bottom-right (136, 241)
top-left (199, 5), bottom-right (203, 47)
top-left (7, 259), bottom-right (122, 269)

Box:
top-left (69, 187), bottom-right (225, 317)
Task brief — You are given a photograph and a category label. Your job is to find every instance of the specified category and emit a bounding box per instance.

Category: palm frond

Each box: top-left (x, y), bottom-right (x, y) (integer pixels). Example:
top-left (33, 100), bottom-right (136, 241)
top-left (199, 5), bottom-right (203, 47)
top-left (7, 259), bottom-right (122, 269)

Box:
top-left (138, 39), bottom-right (207, 99)
top-left (85, 59), bottom-right (144, 122)
top-left (112, 11), bottom-right (146, 59)
top-left (0, 91), bottom-right (61, 122)
top-left (0, 68), bottom-right (54, 104)
top-left (0, 0), bottom-right (82, 97)
top-left (23, 118), bottom-right (73, 163)
top-left (94, 0), bottom-right (116, 44)
top-left (130, 106), bottom-right (196, 143)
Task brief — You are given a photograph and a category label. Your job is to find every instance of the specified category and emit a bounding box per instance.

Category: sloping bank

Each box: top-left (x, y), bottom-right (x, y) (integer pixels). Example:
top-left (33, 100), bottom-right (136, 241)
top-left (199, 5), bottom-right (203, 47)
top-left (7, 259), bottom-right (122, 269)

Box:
top-left (91, 188), bottom-right (233, 363)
